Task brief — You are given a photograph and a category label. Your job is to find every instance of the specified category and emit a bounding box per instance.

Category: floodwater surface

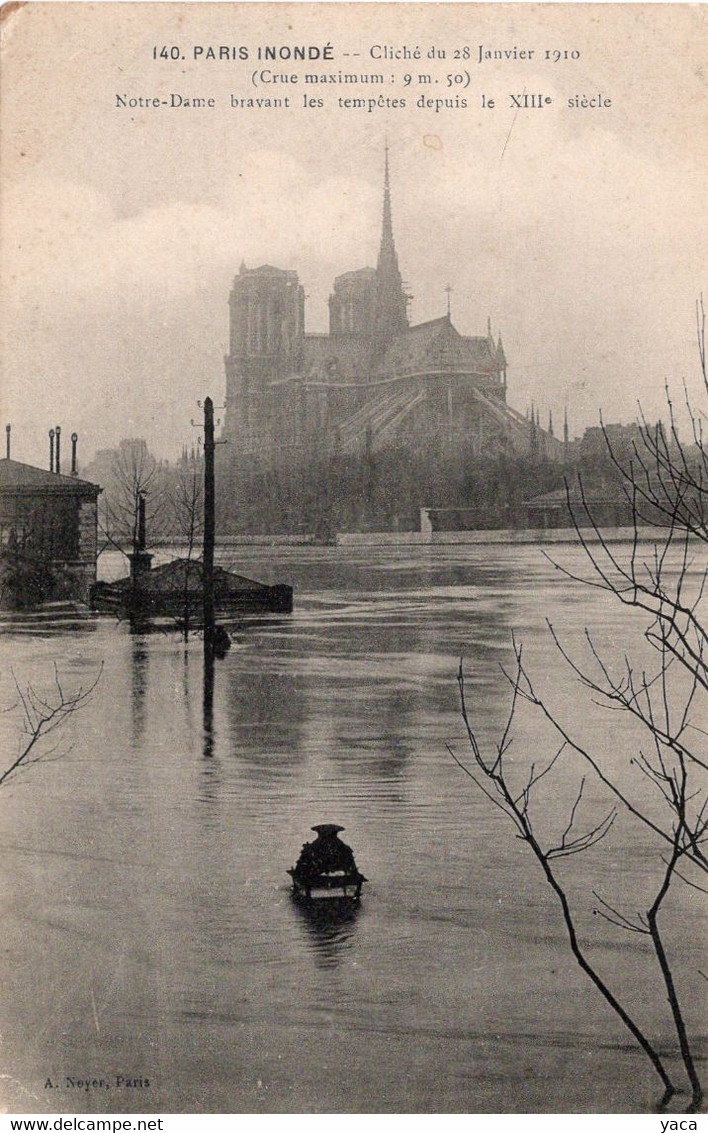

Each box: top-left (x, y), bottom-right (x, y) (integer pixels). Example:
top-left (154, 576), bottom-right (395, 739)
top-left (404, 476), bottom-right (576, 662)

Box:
top-left (0, 544), bottom-right (705, 1113)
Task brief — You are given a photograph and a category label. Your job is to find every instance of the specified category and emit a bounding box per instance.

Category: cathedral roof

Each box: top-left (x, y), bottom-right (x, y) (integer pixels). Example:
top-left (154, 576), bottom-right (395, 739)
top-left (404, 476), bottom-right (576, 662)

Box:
top-left (301, 334), bottom-right (374, 382)
top-left (292, 313), bottom-right (503, 385)
top-left (379, 316), bottom-right (500, 377)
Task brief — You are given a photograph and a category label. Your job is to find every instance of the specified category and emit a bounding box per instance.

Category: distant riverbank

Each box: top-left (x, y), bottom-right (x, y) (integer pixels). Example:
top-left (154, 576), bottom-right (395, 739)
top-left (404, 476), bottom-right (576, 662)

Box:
top-left (148, 525), bottom-right (662, 550)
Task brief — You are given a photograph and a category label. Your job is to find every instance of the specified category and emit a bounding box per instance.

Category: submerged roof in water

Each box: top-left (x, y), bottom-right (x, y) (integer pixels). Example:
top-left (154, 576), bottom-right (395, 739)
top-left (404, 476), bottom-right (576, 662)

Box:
top-left (111, 558), bottom-right (277, 594)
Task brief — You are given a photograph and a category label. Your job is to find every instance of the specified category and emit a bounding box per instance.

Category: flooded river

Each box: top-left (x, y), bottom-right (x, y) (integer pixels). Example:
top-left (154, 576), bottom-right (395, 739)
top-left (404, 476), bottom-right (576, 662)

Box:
top-left (0, 544), bottom-right (705, 1113)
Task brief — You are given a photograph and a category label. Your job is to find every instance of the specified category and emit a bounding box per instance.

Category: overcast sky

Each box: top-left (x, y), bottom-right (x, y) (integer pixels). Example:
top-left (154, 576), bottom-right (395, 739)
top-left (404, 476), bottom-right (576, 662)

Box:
top-left (1, 2), bottom-right (706, 468)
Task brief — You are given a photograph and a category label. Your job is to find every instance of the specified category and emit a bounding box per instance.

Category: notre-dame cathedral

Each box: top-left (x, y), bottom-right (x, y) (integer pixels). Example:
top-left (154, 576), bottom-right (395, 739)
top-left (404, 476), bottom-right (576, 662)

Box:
top-left (221, 150), bottom-right (561, 467)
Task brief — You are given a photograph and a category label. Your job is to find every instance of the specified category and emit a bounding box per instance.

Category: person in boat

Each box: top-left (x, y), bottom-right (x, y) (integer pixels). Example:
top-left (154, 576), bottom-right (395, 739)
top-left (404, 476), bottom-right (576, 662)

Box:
top-left (294, 824), bottom-right (357, 880)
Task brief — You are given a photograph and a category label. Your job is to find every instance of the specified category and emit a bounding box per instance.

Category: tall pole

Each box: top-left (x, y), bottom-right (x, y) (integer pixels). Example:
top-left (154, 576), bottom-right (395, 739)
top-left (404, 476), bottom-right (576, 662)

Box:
top-left (137, 491), bottom-right (146, 552)
top-left (203, 396), bottom-right (215, 654)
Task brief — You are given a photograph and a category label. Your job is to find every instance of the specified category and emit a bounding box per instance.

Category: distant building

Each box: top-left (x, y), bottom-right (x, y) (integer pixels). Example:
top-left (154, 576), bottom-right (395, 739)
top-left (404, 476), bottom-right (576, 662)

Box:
top-left (222, 149), bottom-right (563, 466)
top-left (523, 486), bottom-right (634, 529)
top-left (0, 458), bottom-right (100, 604)
top-left (577, 422), bottom-right (646, 460)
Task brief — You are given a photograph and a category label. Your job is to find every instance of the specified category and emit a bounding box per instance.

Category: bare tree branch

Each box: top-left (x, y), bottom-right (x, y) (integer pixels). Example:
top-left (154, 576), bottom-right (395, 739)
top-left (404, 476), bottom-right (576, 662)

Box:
top-left (1, 664), bottom-right (103, 789)
top-left (451, 298), bottom-right (707, 1109)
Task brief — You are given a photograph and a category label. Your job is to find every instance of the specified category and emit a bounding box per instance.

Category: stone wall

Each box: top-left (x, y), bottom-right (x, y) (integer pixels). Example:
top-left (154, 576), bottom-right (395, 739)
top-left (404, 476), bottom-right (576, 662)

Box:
top-left (78, 497), bottom-right (98, 566)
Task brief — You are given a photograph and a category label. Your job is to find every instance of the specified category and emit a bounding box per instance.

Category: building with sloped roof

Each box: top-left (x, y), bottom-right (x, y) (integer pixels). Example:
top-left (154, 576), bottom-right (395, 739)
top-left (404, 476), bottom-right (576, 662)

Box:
top-left (0, 457), bottom-right (100, 605)
top-left (523, 486), bottom-right (634, 529)
top-left (222, 150), bottom-right (561, 466)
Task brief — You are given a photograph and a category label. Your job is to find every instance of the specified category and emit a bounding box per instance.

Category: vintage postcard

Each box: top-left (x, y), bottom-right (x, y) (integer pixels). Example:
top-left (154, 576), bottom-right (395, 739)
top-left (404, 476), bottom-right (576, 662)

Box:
top-left (0, 1), bottom-right (706, 1118)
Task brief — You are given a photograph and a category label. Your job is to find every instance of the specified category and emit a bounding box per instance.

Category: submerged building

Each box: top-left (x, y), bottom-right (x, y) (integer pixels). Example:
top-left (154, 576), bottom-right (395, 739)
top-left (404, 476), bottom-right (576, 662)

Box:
top-left (0, 456), bottom-right (100, 605)
top-left (222, 150), bottom-right (562, 465)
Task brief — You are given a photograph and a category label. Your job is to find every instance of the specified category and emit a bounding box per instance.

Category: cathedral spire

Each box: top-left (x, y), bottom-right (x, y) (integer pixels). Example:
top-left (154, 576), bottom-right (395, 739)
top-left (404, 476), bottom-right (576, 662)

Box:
top-left (379, 140), bottom-right (395, 269)
top-left (374, 143), bottom-right (409, 351)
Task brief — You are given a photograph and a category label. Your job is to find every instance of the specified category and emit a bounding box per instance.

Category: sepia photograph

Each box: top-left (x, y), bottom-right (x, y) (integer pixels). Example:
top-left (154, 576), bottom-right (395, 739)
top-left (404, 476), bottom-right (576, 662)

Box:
top-left (0, 1), bottom-right (706, 1117)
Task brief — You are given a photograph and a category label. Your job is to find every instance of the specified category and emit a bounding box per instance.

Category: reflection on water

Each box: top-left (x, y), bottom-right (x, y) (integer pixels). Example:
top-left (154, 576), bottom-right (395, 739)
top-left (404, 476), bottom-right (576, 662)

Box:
top-left (291, 896), bottom-right (361, 970)
top-left (0, 544), bottom-right (705, 1114)
top-left (203, 643), bottom-right (215, 760)
top-left (130, 633), bottom-right (149, 745)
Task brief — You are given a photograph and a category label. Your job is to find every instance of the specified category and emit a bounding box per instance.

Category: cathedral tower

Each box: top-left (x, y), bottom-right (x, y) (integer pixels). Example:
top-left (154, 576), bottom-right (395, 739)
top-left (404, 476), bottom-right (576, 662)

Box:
top-left (329, 268), bottom-right (378, 338)
top-left (223, 263), bottom-right (304, 442)
top-left (227, 263), bottom-right (304, 363)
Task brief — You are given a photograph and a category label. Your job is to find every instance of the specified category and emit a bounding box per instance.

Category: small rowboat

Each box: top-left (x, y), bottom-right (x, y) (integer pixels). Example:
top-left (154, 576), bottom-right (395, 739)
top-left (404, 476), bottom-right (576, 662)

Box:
top-left (288, 867), bottom-right (366, 901)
